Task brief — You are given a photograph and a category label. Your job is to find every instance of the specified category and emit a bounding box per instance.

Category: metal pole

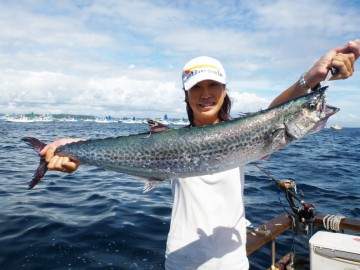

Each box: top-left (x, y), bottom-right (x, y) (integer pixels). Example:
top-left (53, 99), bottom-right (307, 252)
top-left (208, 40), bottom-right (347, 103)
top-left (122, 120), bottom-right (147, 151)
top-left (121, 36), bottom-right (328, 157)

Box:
top-left (271, 238), bottom-right (276, 267)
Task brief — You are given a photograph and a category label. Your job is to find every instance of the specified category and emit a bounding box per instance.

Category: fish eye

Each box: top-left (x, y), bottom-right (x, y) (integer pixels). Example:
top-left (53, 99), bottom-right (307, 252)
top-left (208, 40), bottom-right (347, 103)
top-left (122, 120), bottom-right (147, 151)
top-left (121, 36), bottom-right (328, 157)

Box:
top-left (308, 102), bottom-right (317, 111)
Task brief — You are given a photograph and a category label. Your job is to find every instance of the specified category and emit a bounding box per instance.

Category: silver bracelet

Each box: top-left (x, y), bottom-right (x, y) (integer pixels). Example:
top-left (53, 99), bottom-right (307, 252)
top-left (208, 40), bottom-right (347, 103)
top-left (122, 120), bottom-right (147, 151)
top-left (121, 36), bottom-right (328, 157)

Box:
top-left (299, 73), bottom-right (310, 92)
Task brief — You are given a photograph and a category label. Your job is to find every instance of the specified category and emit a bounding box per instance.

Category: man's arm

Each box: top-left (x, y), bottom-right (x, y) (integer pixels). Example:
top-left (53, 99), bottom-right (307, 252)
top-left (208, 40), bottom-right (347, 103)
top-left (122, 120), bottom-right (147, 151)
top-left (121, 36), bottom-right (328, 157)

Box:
top-left (269, 40), bottom-right (360, 108)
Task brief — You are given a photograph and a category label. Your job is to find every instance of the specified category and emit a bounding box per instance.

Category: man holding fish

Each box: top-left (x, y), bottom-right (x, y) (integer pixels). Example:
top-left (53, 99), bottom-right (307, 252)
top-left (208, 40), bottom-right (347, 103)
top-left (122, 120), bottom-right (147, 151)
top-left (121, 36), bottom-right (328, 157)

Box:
top-left (32, 40), bottom-right (360, 269)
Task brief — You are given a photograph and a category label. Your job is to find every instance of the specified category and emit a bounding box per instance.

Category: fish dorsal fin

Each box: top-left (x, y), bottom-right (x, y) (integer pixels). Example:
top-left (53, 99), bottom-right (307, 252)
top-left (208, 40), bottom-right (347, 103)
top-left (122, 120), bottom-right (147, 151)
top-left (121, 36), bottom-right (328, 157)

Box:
top-left (147, 119), bottom-right (172, 133)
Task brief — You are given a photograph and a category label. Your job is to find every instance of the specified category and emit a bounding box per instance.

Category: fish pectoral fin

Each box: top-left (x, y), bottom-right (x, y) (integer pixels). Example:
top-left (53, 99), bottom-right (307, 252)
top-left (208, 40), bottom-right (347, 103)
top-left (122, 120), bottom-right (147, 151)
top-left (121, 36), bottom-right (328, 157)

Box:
top-left (142, 179), bottom-right (163, 193)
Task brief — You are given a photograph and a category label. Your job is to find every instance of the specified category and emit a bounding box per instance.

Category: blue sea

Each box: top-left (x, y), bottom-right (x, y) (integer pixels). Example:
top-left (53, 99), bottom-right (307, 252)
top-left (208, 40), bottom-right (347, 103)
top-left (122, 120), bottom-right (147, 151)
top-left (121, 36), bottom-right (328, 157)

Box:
top-left (1, 121), bottom-right (359, 270)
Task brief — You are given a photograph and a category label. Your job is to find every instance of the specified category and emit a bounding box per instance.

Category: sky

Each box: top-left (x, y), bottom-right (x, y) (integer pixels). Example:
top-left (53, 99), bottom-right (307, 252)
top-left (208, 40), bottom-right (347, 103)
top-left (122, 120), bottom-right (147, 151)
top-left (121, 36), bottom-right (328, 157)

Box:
top-left (1, 0), bottom-right (359, 126)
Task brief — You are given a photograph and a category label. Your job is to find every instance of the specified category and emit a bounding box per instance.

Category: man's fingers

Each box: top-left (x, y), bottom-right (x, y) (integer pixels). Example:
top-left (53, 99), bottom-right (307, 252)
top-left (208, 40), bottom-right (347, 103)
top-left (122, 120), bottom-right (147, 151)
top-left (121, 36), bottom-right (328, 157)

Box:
top-left (331, 53), bottom-right (355, 80)
top-left (48, 155), bottom-right (71, 171)
top-left (45, 146), bottom-right (57, 163)
top-left (348, 40), bottom-right (360, 59)
top-left (61, 159), bottom-right (79, 173)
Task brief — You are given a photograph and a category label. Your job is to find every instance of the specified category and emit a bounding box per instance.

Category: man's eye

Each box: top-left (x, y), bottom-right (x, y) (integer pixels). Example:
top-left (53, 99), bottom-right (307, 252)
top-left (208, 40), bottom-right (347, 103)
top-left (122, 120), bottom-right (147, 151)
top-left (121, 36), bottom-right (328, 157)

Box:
top-left (189, 85), bottom-right (200, 91)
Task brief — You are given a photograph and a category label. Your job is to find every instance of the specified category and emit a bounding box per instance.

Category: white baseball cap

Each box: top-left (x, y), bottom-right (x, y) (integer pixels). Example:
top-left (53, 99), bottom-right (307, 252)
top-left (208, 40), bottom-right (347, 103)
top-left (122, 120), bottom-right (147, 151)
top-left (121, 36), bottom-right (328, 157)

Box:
top-left (182, 56), bottom-right (226, 91)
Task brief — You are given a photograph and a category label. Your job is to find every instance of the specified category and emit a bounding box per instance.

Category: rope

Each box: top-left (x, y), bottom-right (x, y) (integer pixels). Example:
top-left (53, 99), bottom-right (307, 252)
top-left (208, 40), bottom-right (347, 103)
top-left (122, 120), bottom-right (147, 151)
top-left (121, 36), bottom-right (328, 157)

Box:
top-left (322, 214), bottom-right (345, 231)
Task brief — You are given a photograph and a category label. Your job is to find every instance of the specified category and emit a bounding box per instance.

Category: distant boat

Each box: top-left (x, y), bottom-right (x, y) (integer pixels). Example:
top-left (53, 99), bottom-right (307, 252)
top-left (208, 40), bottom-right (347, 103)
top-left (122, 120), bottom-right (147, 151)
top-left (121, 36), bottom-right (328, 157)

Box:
top-left (120, 117), bottom-right (144, 124)
top-left (94, 119), bottom-right (111, 123)
top-left (330, 124), bottom-right (342, 130)
top-left (35, 114), bottom-right (54, 122)
top-left (171, 119), bottom-right (190, 126)
top-left (94, 116), bottom-right (116, 123)
top-left (6, 115), bottom-right (35, 123)
top-left (3, 112), bottom-right (56, 122)
top-left (58, 117), bottom-right (78, 122)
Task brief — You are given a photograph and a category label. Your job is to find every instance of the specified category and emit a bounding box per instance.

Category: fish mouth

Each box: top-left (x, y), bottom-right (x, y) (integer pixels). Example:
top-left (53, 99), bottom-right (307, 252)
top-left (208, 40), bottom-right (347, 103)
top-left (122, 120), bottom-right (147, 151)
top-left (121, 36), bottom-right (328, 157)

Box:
top-left (285, 104), bottom-right (340, 138)
top-left (324, 104), bottom-right (340, 118)
top-left (303, 104), bottom-right (340, 135)
top-left (313, 104), bottom-right (340, 131)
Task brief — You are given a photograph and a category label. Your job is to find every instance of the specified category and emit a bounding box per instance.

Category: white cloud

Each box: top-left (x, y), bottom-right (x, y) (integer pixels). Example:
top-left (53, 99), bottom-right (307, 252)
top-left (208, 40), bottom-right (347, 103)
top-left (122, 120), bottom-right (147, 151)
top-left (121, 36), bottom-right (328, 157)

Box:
top-left (0, 68), bottom-right (185, 118)
top-left (230, 91), bottom-right (269, 114)
top-left (0, 0), bottom-right (359, 126)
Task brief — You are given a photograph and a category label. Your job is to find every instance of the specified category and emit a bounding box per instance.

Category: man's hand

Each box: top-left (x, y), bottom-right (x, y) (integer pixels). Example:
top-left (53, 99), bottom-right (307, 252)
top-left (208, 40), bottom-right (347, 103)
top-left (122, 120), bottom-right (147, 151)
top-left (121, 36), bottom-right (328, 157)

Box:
top-left (39, 138), bottom-right (85, 173)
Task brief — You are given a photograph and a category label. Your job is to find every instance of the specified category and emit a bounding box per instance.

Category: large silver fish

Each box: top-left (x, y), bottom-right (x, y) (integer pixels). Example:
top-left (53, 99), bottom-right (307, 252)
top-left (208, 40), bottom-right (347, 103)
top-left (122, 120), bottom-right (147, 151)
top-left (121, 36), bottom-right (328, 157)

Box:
top-left (23, 86), bottom-right (338, 191)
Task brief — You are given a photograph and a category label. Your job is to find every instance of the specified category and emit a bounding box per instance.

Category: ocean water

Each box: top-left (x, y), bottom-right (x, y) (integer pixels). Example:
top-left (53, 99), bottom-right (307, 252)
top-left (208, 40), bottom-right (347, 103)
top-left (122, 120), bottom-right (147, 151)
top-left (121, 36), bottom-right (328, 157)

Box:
top-left (0, 121), bottom-right (359, 270)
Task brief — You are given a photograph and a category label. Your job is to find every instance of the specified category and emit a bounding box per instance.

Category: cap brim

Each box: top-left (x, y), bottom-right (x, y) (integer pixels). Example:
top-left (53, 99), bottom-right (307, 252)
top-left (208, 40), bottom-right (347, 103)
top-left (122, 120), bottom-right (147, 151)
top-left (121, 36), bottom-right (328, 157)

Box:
top-left (183, 73), bottom-right (226, 91)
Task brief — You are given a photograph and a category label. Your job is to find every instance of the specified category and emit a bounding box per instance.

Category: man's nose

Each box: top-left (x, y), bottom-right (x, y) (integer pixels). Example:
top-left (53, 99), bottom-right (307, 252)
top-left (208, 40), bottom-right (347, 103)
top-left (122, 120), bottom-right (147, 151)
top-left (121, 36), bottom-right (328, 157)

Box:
top-left (200, 87), bottom-right (212, 98)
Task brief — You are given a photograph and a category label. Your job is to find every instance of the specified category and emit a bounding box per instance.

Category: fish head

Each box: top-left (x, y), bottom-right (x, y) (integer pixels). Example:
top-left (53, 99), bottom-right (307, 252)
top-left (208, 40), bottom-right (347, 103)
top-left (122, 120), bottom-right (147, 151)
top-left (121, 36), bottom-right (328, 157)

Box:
top-left (284, 86), bottom-right (339, 140)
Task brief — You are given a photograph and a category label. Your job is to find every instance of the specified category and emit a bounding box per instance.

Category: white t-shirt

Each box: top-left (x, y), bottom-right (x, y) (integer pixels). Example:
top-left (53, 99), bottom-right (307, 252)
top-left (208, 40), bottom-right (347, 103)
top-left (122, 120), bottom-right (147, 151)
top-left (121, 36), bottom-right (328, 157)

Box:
top-left (165, 166), bottom-right (248, 270)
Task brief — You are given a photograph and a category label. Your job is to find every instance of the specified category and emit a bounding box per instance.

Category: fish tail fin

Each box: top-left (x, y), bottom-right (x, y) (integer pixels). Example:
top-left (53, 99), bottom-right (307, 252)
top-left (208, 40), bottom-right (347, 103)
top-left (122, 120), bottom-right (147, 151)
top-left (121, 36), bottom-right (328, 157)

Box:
top-left (22, 137), bottom-right (49, 189)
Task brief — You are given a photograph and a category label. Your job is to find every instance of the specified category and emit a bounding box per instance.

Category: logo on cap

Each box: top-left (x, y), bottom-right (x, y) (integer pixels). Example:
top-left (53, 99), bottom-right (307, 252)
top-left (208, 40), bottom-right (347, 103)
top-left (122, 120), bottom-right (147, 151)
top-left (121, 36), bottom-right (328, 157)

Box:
top-left (184, 64), bottom-right (220, 75)
top-left (182, 64), bottom-right (224, 83)
top-left (182, 56), bottom-right (226, 90)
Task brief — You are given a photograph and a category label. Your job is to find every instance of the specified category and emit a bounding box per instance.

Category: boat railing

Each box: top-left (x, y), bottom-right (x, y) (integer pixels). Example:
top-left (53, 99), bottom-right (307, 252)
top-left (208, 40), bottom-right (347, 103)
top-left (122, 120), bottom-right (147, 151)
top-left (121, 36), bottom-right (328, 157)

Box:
top-left (246, 213), bottom-right (360, 269)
